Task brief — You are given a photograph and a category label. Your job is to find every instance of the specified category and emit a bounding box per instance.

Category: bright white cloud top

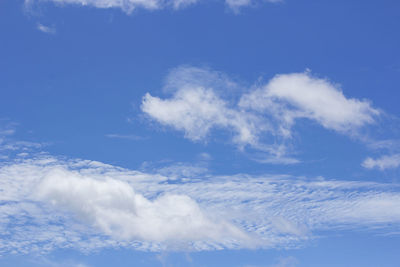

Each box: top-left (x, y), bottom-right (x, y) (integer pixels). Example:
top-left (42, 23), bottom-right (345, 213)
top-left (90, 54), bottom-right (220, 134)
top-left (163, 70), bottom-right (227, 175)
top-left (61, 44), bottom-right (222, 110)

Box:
top-left (1, 155), bottom-right (400, 254)
top-left (240, 72), bottom-right (380, 136)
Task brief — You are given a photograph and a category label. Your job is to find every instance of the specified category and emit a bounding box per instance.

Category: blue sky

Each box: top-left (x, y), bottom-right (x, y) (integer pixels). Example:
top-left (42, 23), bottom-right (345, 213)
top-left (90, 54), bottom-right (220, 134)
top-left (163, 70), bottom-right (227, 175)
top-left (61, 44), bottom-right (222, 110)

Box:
top-left (1, 0), bottom-right (400, 266)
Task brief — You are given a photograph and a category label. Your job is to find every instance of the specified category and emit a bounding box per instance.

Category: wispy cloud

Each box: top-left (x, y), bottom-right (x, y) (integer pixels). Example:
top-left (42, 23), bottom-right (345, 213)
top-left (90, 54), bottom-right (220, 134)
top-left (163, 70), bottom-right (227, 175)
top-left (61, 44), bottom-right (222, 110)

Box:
top-left (362, 154), bottom-right (400, 170)
top-left (244, 256), bottom-right (298, 267)
top-left (1, 156), bottom-right (400, 254)
top-left (25, 0), bottom-right (280, 14)
top-left (0, 124), bottom-right (43, 159)
top-left (105, 134), bottom-right (147, 141)
top-left (30, 256), bottom-right (91, 267)
top-left (37, 23), bottom-right (56, 34)
top-left (226, 0), bottom-right (283, 13)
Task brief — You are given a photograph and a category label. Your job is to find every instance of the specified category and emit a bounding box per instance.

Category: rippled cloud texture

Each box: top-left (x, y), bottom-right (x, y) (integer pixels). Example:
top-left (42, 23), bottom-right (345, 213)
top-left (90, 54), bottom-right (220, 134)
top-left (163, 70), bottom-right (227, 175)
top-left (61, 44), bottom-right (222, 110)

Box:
top-left (1, 155), bottom-right (400, 254)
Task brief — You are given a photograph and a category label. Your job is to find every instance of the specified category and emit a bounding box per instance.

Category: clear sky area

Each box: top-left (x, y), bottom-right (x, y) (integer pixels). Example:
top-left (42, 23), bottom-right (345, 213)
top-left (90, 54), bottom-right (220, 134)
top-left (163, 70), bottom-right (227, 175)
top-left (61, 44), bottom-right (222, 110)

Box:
top-left (1, 0), bottom-right (400, 266)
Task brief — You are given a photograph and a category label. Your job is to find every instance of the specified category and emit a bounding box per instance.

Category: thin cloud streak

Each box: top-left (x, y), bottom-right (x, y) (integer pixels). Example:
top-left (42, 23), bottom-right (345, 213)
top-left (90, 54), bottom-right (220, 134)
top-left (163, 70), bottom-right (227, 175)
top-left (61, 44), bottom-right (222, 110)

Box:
top-left (25, 0), bottom-right (280, 13)
top-left (105, 134), bottom-right (147, 141)
top-left (37, 23), bottom-right (56, 34)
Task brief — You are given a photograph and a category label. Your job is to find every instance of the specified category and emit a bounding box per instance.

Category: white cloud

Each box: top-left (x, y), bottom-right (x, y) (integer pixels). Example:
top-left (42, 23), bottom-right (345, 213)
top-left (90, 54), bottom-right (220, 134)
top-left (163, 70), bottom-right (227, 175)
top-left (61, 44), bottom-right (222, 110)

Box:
top-left (34, 168), bottom-right (247, 244)
top-left (141, 67), bottom-right (380, 161)
top-left (27, 0), bottom-right (199, 13)
top-left (141, 67), bottom-right (268, 151)
top-left (26, 0), bottom-right (280, 13)
top-left (245, 256), bottom-right (298, 267)
top-left (142, 90), bottom-right (263, 147)
top-left (0, 124), bottom-right (43, 159)
top-left (31, 256), bottom-right (91, 267)
top-left (1, 156), bottom-right (400, 254)
top-left (240, 72), bottom-right (380, 136)
top-left (225, 0), bottom-right (282, 12)
top-left (37, 23), bottom-right (56, 34)
top-left (0, 129), bottom-right (16, 136)
top-left (366, 139), bottom-right (400, 150)
top-left (269, 256), bottom-right (298, 267)
top-left (225, 0), bottom-right (252, 9)
top-left (155, 162), bottom-right (209, 179)
top-left (141, 82), bottom-right (265, 149)
top-left (362, 154), bottom-right (400, 170)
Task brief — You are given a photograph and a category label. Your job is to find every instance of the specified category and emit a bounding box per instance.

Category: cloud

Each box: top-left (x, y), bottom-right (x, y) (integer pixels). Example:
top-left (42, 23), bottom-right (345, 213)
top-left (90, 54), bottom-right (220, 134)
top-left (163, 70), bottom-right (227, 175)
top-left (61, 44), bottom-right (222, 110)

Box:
top-left (1, 156), bottom-right (400, 254)
top-left (362, 154), bottom-right (400, 170)
top-left (270, 256), bottom-right (298, 267)
top-left (34, 168), bottom-right (247, 244)
top-left (154, 162), bottom-right (209, 180)
top-left (25, 0), bottom-right (279, 13)
top-left (225, 0), bottom-right (252, 10)
top-left (141, 67), bottom-right (380, 161)
top-left (245, 256), bottom-right (298, 267)
top-left (26, 0), bottom-right (199, 13)
top-left (37, 23), bottom-right (56, 34)
top-left (0, 124), bottom-right (43, 160)
top-left (31, 256), bottom-right (91, 267)
top-left (366, 139), bottom-right (400, 150)
top-left (141, 88), bottom-right (264, 149)
top-left (225, 0), bottom-right (282, 13)
top-left (105, 134), bottom-right (146, 141)
top-left (141, 67), bottom-right (267, 150)
top-left (240, 72), bottom-right (380, 136)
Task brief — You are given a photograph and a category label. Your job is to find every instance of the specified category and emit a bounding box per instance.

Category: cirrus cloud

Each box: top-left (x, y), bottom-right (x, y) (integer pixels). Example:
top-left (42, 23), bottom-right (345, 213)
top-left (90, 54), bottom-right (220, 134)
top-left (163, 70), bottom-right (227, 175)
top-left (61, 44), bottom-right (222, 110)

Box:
top-left (25, 0), bottom-right (280, 13)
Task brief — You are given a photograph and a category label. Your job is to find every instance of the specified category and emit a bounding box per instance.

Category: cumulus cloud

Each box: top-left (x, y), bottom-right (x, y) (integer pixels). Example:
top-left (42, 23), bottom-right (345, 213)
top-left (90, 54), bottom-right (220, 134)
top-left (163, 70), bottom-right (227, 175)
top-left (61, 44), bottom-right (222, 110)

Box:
top-left (25, 0), bottom-right (279, 13)
top-left (240, 72), bottom-right (380, 136)
top-left (142, 67), bottom-right (268, 149)
top-left (142, 88), bottom-right (264, 148)
top-left (35, 169), bottom-right (247, 244)
top-left (141, 67), bottom-right (380, 161)
top-left (362, 154), bottom-right (400, 170)
top-left (1, 156), bottom-right (400, 254)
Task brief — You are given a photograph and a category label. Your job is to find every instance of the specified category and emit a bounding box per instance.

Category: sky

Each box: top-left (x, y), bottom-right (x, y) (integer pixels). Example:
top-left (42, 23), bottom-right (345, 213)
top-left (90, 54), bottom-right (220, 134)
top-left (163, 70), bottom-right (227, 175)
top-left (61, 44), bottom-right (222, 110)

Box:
top-left (1, 0), bottom-right (400, 266)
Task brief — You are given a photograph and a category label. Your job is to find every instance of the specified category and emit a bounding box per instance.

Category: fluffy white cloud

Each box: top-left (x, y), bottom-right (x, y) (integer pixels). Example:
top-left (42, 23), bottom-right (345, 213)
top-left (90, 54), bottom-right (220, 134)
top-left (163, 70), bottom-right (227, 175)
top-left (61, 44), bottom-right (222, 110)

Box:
top-left (1, 156), bottom-right (400, 254)
top-left (240, 72), bottom-right (380, 136)
top-left (142, 88), bottom-right (264, 148)
top-left (35, 168), bottom-right (247, 244)
top-left (362, 154), bottom-right (400, 170)
top-left (0, 158), bottom-right (249, 253)
top-left (142, 67), bottom-right (268, 149)
top-left (141, 67), bottom-right (380, 161)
